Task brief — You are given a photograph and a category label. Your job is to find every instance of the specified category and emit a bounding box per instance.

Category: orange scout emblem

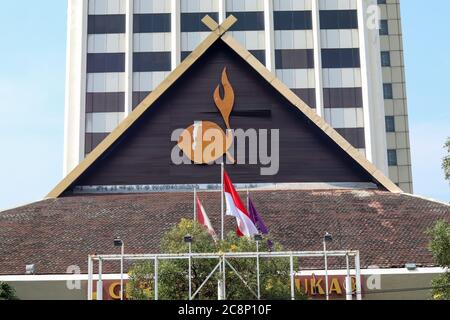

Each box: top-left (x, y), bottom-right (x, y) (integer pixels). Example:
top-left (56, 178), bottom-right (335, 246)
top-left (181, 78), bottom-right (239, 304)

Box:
top-left (178, 67), bottom-right (235, 164)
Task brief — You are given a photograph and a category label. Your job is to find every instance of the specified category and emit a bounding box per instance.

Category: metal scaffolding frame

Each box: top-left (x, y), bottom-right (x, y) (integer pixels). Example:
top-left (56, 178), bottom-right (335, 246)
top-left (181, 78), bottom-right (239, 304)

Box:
top-left (87, 250), bottom-right (362, 301)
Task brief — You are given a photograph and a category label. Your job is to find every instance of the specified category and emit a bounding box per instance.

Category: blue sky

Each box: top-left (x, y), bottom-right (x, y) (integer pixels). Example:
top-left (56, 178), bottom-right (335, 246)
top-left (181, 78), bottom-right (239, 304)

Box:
top-left (0, 1), bottom-right (448, 211)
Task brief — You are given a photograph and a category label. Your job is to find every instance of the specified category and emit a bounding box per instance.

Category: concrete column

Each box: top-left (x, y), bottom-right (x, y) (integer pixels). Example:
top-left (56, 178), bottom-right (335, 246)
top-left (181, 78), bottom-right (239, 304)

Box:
top-left (124, 0), bottom-right (134, 115)
top-left (311, 0), bottom-right (324, 117)
top-left (171, 0), bottom-right (181, 70)
top-left (63, 0), bottom-right (88, 175)
top-left (263, 0), bottom-right (275, 72)
top-left (219, 0), bottom-right (226, 23)
top-left (357, 0), bottom-right (388, 173)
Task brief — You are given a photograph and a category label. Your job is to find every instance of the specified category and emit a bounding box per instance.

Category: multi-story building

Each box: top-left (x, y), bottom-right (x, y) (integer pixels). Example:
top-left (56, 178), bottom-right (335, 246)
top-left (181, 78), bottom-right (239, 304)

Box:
top-left (64, 0), bottom-right (413, 192)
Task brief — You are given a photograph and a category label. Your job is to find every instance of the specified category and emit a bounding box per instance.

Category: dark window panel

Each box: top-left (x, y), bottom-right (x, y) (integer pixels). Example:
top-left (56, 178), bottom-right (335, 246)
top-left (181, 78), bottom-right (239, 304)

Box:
top-left (88, 15), bottom-right (126, 34)
top-left (85, 133), bottom-right (109, 155)
top-left (335, 128), bottom-right (366, 149)
top-left (86, 92), bottom-right (125, 113)
top-left (134, 13), bottom-right (171, 33)
top-left (387, 149), bottom-right (398, 166)
top-left (383, 83), bottom-right (393, 99)
top-left (227, 12), bottom-right (265, 31)
top-left (181, 51), bottom-right (191, 61)
top-left (323, 88), bottom-right (363, 108)
top-left (87, 53), bottom-right (125, 73)
top-left (381, 51), bottom-right (391, 67)
top-left (275, 49), bottom-right (314, 69)
top-left (291, 88), bottom-right (316, 108)
top-left (133, 52), bottom-right (171, 72)
top-left (132, 91), bottom-right (152, 109)
top-left (273, 11), bottom-right (312, 30)
top-left (181, 12), bottom-right (218, 32)
top-left (385, 116), bottom-right (395, 132)
top-left (379, 20), bottom-right (389, 35)
top-left (321, 48), bottom-right (360, 68)
top-left (250, 50), bottom-right (266, 65)
top-left (320, 10), bottom-right (358, 29)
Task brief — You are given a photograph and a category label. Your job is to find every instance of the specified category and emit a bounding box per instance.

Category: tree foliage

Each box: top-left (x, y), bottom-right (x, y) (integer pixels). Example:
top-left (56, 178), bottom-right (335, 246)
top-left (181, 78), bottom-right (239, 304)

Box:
top-left (127, 219), bottom-right (306, 300)
top-left (0, 282), bottom-right (18, 300)
top-left (427, 220), bottom-right (450, 300)
top-left (444, 138), bottom-right (450, 183)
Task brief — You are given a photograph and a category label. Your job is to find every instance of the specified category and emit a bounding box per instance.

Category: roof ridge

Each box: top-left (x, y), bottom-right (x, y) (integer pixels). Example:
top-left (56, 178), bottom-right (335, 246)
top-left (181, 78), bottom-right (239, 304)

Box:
top-left (402, 193), bottom-right (450, 207)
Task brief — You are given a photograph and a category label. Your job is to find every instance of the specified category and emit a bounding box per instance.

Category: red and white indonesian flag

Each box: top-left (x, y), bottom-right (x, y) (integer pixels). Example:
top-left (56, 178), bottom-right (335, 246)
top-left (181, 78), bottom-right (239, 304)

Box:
top-left (197, 196), bottom-right (218, 241)
top-left (223, 171), bottom-right (258, 237)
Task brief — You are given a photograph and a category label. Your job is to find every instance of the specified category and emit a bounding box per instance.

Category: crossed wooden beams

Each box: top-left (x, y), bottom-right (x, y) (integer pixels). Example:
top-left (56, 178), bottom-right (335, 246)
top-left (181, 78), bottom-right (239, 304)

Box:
top-left (201, 14), bottom-right (237, 34)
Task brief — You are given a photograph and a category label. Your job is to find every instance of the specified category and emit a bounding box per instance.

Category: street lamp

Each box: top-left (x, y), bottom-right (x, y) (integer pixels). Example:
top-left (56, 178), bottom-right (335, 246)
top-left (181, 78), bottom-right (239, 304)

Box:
top-left (254, 234), bottom-right (262, 300)
top-left (184, 235), bottom-right (193, 300)
top-left (323, 232), bottom-right (333, 301)
top-left (114, 237), bottom-right (124, 301)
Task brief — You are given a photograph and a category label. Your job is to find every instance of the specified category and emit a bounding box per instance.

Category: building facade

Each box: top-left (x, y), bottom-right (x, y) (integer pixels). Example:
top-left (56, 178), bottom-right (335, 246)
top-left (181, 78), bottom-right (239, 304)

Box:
top-left (64, 0), bottom-right (412, 192)
top-left (1, 14), bottom-right (447, 301)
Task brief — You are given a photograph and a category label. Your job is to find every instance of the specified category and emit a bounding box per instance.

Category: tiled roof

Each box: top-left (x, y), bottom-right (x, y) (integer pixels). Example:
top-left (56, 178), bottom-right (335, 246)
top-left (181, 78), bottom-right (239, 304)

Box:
top-left (0, 190), bottom-right (448, 275)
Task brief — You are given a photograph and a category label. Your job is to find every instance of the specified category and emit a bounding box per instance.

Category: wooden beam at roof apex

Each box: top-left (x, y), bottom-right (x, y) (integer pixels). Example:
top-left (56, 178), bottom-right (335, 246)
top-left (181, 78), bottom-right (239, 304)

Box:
top-left (201, 15), bottom-right (219, 31)
top-left (202, 14), bottom-right (237, 34)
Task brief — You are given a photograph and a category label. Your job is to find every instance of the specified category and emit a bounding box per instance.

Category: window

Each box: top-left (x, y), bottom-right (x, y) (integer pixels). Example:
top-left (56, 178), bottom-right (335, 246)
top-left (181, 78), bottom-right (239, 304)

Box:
top-left (88, 15), bottom-right (126, 34)
top-left (87, 53), bottom-right (125, 73)
top-left (383, 84), bottom-right (393, 99)
top-left (388, 150), bottom-right (398, 166)
top-left (381, 51), bottom-right (391, 67)
top-left (385, 116), bottom-right (395, 132)
top-left (320, 10), bottom-right (358, 29)
top-left (321, 49), bottom-right (360, 68)
top-left (379, 20), bottom-right (389, 35)
top-left (274, 11), bottom-right (312, 30)
top-left (227, 12), bottom-right (265, 31)
top-left (134, 14), bottom-right (171, 33)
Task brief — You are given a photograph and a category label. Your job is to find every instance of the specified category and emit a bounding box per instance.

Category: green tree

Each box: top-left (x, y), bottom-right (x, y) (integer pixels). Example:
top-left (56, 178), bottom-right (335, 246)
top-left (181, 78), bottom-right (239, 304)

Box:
top-left (0, 282), bottom-right (18, 300)
top-left (444, 138), bottom-right (450, 183)
top-left (126, 219), bottom-right (306, 300)
top-left (427, 220), bottom-right (450, 300)
top-left (427, 138), bottom-right (450, 300)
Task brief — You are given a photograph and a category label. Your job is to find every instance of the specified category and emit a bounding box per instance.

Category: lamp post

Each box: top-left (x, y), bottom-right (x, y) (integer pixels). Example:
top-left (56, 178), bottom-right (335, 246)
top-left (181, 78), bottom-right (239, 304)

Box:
top-left (323, 232), bottom-right (333, 301)
top-left (114, 237), bottom-right (124, 301)
top-left (254, 234), bottom-right (263, 300)
top-left (184, 235), bottom-right (193, 300)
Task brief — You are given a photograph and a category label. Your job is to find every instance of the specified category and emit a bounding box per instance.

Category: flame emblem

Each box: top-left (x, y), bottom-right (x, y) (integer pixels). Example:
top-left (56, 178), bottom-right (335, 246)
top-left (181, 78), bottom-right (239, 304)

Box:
top-left (214, 67), bottom-right (235, 129)
top-left (177, 67), bottom-right (235, 164)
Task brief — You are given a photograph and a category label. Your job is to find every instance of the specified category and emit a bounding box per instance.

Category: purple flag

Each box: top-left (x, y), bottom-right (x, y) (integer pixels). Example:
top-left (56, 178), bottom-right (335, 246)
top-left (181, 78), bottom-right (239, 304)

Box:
top-left (248, 198), bottom-right (273, 248)
top-left (248, 198), bottom-right (269, 234)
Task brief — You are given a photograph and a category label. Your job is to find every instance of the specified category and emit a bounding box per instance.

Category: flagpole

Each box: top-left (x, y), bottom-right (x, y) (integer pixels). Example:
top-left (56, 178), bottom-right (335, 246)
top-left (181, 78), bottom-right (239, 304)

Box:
top-left (194, 187), bottom-right (197, 222)
top-left (221, 162), bottom-right (224, 241)
top-left (246, 188), bottom-right (249, 210)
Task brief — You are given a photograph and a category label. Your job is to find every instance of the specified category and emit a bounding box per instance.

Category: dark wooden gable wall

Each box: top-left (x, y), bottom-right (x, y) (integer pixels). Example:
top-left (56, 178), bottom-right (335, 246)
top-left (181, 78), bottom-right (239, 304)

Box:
top-left (72, 40), bottom-right (378, 189)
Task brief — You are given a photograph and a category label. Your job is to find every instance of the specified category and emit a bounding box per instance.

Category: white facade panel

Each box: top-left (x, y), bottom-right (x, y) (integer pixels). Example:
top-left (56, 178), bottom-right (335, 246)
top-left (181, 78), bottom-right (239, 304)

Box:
top-left (86, 112), bottom-right (125, 133)
top-left (273, 0), bottom-right (312, 11)
top-left (88, 0), bottom-right (126, 15)
top-left (133, 71), bottom-right (171, 92)
top-left (133, 33), bottom-right (171, 52)
top-left (88, 34), bottom-right (126, 53)
top-left (274, 30), bottom-right (314, 50)
top-left (134, 0), bottom-right (171, 14)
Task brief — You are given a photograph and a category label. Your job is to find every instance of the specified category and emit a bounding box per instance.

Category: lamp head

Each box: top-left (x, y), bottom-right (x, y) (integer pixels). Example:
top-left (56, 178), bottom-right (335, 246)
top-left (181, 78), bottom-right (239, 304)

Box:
top-left (184, 235), bottom-right (193, 243)
top-left (25, 264), bottom-right (36, 275)
top-left (254, 234), bottom-right (263, 242)
top-left (114, 237), bottom-right (123, 247)
top-left (324, 232), bottom-right (333, 243)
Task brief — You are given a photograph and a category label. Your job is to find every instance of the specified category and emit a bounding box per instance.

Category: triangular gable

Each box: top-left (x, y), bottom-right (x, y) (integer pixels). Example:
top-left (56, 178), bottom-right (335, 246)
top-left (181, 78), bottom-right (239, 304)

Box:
top-left (47, 16), bottom-right (401, 198)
